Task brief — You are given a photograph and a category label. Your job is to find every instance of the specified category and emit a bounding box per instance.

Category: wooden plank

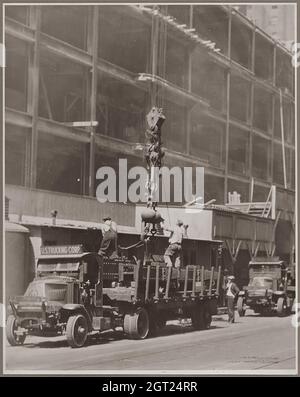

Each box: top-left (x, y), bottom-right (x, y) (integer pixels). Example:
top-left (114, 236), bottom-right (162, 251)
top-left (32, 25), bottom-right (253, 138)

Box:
top-left (164, 267), bottom-right (172, 300)
top-left (209, 266), bottom-right (214, 295)
top-left (133, 260), bottom-right (140, 302)
top-left (216, 266), bottom-right (221, 295)
top-left (64, 121), bottom-right (98, 127)
top-left (154, 264), bottom-right (160, 300)
top-left (145, 265), bottom-right (151, 301)
top-left (201, 266), bottom-right (204, 296)
top-left (279, 89), bottom-right (288, 189)
top-left (191, 266), bottom-right (196, 297)
top-left (183, 265), bottom-right (189, 298)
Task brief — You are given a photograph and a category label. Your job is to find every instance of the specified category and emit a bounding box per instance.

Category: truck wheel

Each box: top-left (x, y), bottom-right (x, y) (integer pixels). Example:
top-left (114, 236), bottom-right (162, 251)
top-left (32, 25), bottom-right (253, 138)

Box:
top-left (203, 309), bottom-right (212, 329)
top-left (148, 312), bottom-right (158, 337)
top-left (191, 306), bottom-right (204, 330)
top-left (6, 315), bottom-right (26, 346)
top-left (66, 314), bottom-right (88, 348)
top-left (237, 297), bottom-right (246, 317)
top-left (277, 297), bottom-right (287, 317)
top-left (156, 314), bottom-right (167, 329)
top-left (124, 308), bottom-right (149, 339)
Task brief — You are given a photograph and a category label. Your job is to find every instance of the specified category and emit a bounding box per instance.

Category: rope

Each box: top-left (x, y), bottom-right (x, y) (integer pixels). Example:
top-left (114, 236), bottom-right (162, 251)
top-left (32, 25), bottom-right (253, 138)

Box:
top-left (118, 240), bottom-right (145, 251)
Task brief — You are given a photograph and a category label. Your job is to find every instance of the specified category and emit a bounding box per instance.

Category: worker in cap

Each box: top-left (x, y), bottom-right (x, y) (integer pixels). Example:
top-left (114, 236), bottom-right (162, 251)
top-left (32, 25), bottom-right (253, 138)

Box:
top-left (163, 219), bottom-right (188, 268)
top-left (226, 275), bottom-right (239, 323)
top-left (98, 216), bottom-right (119, 259)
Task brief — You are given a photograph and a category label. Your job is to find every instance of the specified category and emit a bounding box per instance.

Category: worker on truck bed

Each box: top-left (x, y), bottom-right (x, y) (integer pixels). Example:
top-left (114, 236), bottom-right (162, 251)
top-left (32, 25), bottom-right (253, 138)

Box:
top-left (163, 219), bottom-right (188, 268)
top-left (226, 275), bottom-right (239, 323)
top-left (98, 216), bottom-right (119, 259)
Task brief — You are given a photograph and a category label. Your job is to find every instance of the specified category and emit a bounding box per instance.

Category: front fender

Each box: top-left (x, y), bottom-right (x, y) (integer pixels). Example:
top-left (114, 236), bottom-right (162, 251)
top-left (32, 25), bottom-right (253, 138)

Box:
top-left (272, 291), bottom-right (285, 297)
top-left (60, 304), bottom-right (92, 331)
top-left (62, 304), bottom-right (84, 311)
top-left (238, 291), bottom-right (246, 297)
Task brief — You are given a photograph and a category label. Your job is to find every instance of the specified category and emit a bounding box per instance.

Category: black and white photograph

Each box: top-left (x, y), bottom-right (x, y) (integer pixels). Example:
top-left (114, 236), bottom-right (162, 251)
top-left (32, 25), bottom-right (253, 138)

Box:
top-left (2, 2), bottom-right (298, 376)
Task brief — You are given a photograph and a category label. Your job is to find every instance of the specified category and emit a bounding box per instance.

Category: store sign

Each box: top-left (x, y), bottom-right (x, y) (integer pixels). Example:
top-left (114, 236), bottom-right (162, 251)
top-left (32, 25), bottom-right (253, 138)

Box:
top-left (40, 245), bottom-right (83, 255)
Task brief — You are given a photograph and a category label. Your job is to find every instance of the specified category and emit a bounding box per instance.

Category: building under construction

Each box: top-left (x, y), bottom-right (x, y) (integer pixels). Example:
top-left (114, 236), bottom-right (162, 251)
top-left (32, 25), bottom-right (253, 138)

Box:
top-left (4, 4), bottom-right (295, 296)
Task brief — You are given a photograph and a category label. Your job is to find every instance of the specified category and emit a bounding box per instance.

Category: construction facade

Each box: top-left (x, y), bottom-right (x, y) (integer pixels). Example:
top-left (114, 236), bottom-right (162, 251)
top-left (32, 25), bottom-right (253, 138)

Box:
top-left (4, 4), bottom-right (295, 294)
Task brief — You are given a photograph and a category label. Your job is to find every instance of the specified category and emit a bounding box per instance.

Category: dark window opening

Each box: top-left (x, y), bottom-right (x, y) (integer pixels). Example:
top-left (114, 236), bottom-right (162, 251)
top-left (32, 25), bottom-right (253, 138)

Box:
top-left (98, 6), bottom-right (151, 74)
top-left (5, 5), bottom-right (29, 25)
top-left (162, 99), bottom-right (187, 153)
top-left (276, 49), bottom-right (293, 94)
top-left (255, 34), bottom-right (274, 81)
top-left (193, 5), bottom-right (229, 54)
top-left (164, 34), bottom-right (189, 89)
top-left (252, 134), bottom-right (271, 181)
top-left (5, 36), bottom-right (28, 112)
top-left (274, 97), bottom-right (295, 144)
top-left (273, 143), bottom-right (285, 186)
top-left (252, 185), bottom-right (271, 202)
top-left (166, 5), bottom-right (191, 26)
top-left (192, 50), bottom-right (227, 112)
top-left (253, 87), bottom-right (272, 133)
top-left (204, 174), bottom-right (225, 204)
top-left (190, 111), bottom-right (225, 168)
top-left (231, 20), bottom-right (252, 69)
top-left (39, 51), bottom-right (88, 122)
top-left (96, 74), bottom-right (147, 142)
top-left (228, 125), bottom-right (249, 176)
top-left (230, 74), bottom-right (251, 123)
top-left (274, 96), bottom-right (281, 139)
top-left (41, 6), bottom-right (87, 50)
top-left (37, 134), bottom-right (85, 195)
top-left (5, 125), bottom-right (28, 186)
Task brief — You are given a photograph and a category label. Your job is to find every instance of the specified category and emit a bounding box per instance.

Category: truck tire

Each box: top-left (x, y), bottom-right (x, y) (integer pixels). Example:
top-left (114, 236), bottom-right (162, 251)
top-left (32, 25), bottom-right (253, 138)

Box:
top-left (156, 315), bottom-right (167, 329)
top-left (191, 306), bottom-right (204, 330)
top-left (203, 308), bottom-right (212, 329)
top-left (66, 314), bottom-right (88, 348)
top-left (277, 297), bottom-right (287, 317)
top-left (237, 297), bottom-right (246, 317)
top-left (6, 315), bottom-right (26, 346)
top-left (124, 307), bottom-right (149, 339)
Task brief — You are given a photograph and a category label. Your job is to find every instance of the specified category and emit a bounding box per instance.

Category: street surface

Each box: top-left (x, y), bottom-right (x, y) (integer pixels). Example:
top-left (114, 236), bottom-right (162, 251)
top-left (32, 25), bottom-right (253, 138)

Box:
top-left (5, 311), bottom-right (296, 373)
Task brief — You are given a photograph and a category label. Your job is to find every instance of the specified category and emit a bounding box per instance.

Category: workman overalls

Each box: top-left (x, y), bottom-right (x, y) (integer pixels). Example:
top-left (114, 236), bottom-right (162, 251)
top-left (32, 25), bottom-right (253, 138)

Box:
top-left (99, 227), bottom-right (118, 259)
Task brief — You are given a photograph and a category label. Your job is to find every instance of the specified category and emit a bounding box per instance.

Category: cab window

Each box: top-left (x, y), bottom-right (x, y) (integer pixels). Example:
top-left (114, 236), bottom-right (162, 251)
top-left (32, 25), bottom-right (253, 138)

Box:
top-left (250, 277), bottom-right (273, 289)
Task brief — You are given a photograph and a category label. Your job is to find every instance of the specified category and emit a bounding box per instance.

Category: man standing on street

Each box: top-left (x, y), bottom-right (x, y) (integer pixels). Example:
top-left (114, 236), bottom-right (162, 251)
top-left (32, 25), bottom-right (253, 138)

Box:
top-left (226, 275), bottom-right (239, 323)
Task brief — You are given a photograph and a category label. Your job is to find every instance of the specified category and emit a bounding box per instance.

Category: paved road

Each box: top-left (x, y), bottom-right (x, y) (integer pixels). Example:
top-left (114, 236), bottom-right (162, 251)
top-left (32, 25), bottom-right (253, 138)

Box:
top-left (5, 311), bottom-right (296, 374)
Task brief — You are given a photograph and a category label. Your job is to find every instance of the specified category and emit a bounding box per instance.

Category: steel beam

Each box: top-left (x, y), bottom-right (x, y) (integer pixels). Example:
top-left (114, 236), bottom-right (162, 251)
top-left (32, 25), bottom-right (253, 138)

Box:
top-left (97, 59), bottom-right (138, 86)
top-left (87, 6), bottom-right (99, 197)
top-left (41, 33), bottom-right (92, 66)
top-left (28, 6), bottom-right (41, 188)
top-left (37, 118), bottom-right (90, 143)
top-left (5, 108), bottom-right (32, 127)
top-left (5, 12), bottom-right (294, 105)
top-left (5, 17), bottom-right (35, 42)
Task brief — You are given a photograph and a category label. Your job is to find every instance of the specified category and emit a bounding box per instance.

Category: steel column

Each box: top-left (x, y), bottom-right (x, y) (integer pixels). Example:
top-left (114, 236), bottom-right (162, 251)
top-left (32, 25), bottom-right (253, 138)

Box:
top-left (87, 6), bottom-right (99, 196)
top-left (27, 6), bottom-right (41, 188)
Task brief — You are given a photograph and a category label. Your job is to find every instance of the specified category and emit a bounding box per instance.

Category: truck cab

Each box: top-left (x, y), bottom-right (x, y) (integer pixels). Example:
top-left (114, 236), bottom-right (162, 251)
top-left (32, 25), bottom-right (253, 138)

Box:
top-left (6, 245), bottom-right (112, 348)
top-left (237, 257), bottom-right (295, 317)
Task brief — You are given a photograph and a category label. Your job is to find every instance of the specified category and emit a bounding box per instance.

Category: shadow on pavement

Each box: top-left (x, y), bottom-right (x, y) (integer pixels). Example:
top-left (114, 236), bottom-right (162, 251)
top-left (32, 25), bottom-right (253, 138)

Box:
top-left (19, 322), bottom-right (225, 349)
